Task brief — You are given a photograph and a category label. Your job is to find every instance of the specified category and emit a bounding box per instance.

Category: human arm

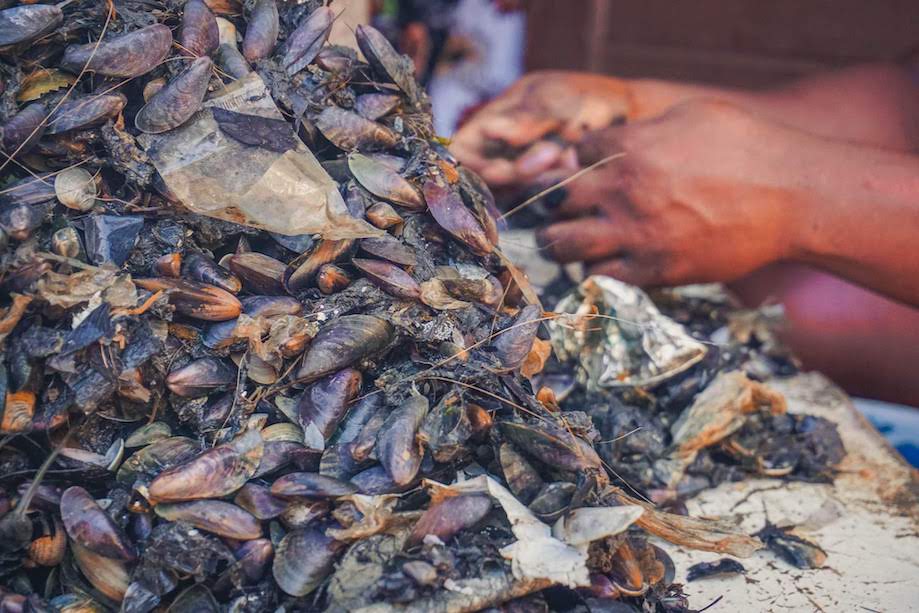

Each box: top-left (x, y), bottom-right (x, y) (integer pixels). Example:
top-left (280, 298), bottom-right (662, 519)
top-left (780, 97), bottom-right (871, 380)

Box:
top-left (536, 101), bottom-right (919, 306)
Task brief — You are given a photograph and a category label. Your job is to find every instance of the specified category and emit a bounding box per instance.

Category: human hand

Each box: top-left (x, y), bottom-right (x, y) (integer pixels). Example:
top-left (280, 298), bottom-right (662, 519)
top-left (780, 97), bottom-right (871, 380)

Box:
top-left (537, 101), bottom-right (804, 287)
top-left (451, 71), bottom-right (636, 186)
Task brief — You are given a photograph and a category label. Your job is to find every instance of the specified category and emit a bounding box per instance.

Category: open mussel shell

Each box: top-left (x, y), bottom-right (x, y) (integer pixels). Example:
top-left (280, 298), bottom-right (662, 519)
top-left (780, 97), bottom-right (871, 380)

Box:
top-left (134, 277), bottom-right (242, 321)
top-left (353, 258), bottom-right (420, 300)
top-left (166, 357), bottom-right (236, 397)
top-left (147, 429), bottom-right (263, 503)
top-left (155, 500), bottom-right (262, 540)
top-left (273, 524), bottom-right (343, 597)
top-left (282, 5), bottom-right (333, 75)
top-left (285, 239), bottom-right (354, 292)
top-left (316, 264), bottom-right (351, 294)
top-left (355, 24), bottom-right (418, 99)
top-left (228, 252), bottom-right (287, 295)
top-left (116, 436), bottom-right (199, 484)
top-left (316, 106), bottom-right (399, 152)
top-left (60, 487), bottom-right (136, 561)
top-left (406, 493), bottom-right (492, 548)
top-left (498, 443), bottom-right (544, 504)
top-left (295, 315), bottom-right (393, 383)
top-left (27, 516), bottom-right (66, 567)
top-left (348, 153), bottom-right (424, 210)
top-left (183, 252), bottom-right (242, 293)
top-left (1, 103), bottom-right (46, 156)
top-left (61, 24), bottom-right (172, 78)
top-left (423, 179), bottom-right (493, 256)
top-left (0, 389), bottom-right (35, 433)
top-left (54, 167), bottom-right (97, 211)
top-left (493, 304), bottom-right (542, 370)
top-left (297, 368), bottom-right (362, 450)
top-left (46, 94), bottom-right (127, 135)
top-left (136, 56), bottom-right (213, 134)
top-left (376, 395), bottom-right (428, 486)
top-left (0, 4), bottom-right (62, 49)
top-left (243, 0), bottom-right (279, 62)
top-left (270, 472), bottom-right (358, 499)
top-left (179, 0), bottom-right (219, 58)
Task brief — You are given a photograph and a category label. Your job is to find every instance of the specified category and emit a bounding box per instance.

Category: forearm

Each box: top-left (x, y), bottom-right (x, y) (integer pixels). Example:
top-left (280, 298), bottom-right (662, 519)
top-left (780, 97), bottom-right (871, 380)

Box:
top-left (786, 136), bottom-right (919, 306)
top-left (630, 64), bottom-right (919, 151)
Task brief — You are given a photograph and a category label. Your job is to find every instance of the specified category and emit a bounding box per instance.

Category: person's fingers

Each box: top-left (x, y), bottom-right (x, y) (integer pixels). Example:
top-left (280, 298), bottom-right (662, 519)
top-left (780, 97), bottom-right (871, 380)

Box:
top-left (514, 140), bottom-right (564, 179)
top-left (586, 256), bottom-right (664, 288)
top-left (559, 96), bottom-right (629, 142)
top-left (481, 112), bottom-right (560, 147)
top-left (576, 125), bottom-right (627, 166)
top-left (536, 218), bottom-right (629, 264)
top-left (476, 158), bottom-right (519, 186)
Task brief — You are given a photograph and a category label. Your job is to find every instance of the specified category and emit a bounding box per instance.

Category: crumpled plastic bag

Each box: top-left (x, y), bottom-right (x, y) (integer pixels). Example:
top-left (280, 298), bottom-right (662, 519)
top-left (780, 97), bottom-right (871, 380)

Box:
top-left (549, 275), bottom-right (706, 389)
top-left (139, 72), bottom-right (381, 240)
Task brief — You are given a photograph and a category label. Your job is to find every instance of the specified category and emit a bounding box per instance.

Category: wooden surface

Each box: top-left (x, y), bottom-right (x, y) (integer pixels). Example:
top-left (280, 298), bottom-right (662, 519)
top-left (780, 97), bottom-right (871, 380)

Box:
top-left (525, 0), bottom-right (919, 87)
top-left (665, 373), bottom-right (919, 612)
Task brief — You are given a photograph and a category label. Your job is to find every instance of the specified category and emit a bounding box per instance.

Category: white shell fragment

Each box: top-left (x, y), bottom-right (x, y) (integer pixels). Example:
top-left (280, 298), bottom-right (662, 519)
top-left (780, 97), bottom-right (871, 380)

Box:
top-left (54, 167), bottom-right (97, 211)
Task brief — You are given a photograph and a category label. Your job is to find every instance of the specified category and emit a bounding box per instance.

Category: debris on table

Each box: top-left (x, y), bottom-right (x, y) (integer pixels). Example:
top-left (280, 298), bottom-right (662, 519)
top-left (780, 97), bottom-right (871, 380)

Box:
top-left (0, 1), bottom-right (845, 611)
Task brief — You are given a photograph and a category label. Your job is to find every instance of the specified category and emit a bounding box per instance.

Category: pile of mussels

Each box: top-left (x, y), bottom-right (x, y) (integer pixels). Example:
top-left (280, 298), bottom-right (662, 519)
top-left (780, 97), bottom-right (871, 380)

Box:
top-left (0, 1), bottom-right (845, 611)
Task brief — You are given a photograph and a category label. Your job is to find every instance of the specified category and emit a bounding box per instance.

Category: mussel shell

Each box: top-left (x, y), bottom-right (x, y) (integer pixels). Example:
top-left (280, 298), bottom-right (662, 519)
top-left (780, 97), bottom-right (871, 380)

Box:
top-left (27, 516), bottom-right (67, 566)
top-left (234, 483), bottom-right (287, 520)
top-left (365, 202), bottom-right (403, 229)
top-left (116, 436), bottom-right (200, 484)
top-left (359, 235), bottom-right (416, 266)
top-left (422, 179), bottom-right (493, 256)
top-left (179, 0), bottom-right (219, 58)
top-left (282, 6), bottom-right (333, 75)
top-left (243, 0), bottom-right (279, 62)
top-left (270, 472), bottom-right (358, 499)
top-left (124, 422), bottom-right (172, 448)
top-left (500, 421), bottom-right (602, 473)
top-left (316, 106), bottom-right (399, 152)
top-left (1, 103), bottom-right (46, 155)
top-left (376, 395), bottom-right (428, 486)
top-left (297, 368), bottom-right (362, 450)
top-left (348, 153), bottom-right (424, 210)
top-left (406, 494), bottom-right (491, 547)
top-left (135, 56), bottom-right (213, 134)
top-left (350, 465), bottom-right (412, 495)
top-left (498, 443), bottom-right (544, 504)
top-left (215, 43), bottom-right (252, 79)
top-left (353, 258), bottom-right (420, 300)
top-left (45, 94), bottom-right (127, 135)
top-left (493, 304), bottom-right (541, 370)
top-left (147, 429), bottom-right (263, 502)
top-left (71, 542), bottom-right (130, 603)
top-left (355, 93), bottom-right (401, 121)
top-left (60, 487), bottom-right (136, 561)
top-left (183, 252), bottom-right (242, 293)
top-left (528, 481), bottom-right (576, 521)
top-left (419, 392), bottom-right (472, 463)
top-left (155, 500), bottom-right (262, 540)
top-left (0, 4), bottom-right (62, 48)
top-left (54, 167), bottom-right (97, 211)
top-left (273, 524), bottom-right (343, 596)
top-left (316, 264), bottom-right (351, 294)
top-left (166, 357), bottom-right (236, 397)
top-left (355, 24), bottom-right (418, 99)
top-left (167, 584), bottom-right (218, 613)
top-left (134, 277), bottom-right (242, 321)
top-left (295, 315), bottom-right (393, 384)
top-left (285, 238), bottom-right (354, 292)
top-left (61, 24), bottom-right (172, 78)
top-left (228, 252), bottom-right (287, 295)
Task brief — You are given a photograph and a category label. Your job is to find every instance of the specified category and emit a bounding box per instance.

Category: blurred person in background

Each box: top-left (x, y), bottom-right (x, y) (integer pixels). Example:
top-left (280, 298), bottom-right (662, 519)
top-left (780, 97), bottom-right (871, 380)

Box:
top-left (452, 62), bottom-right (919, 413)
